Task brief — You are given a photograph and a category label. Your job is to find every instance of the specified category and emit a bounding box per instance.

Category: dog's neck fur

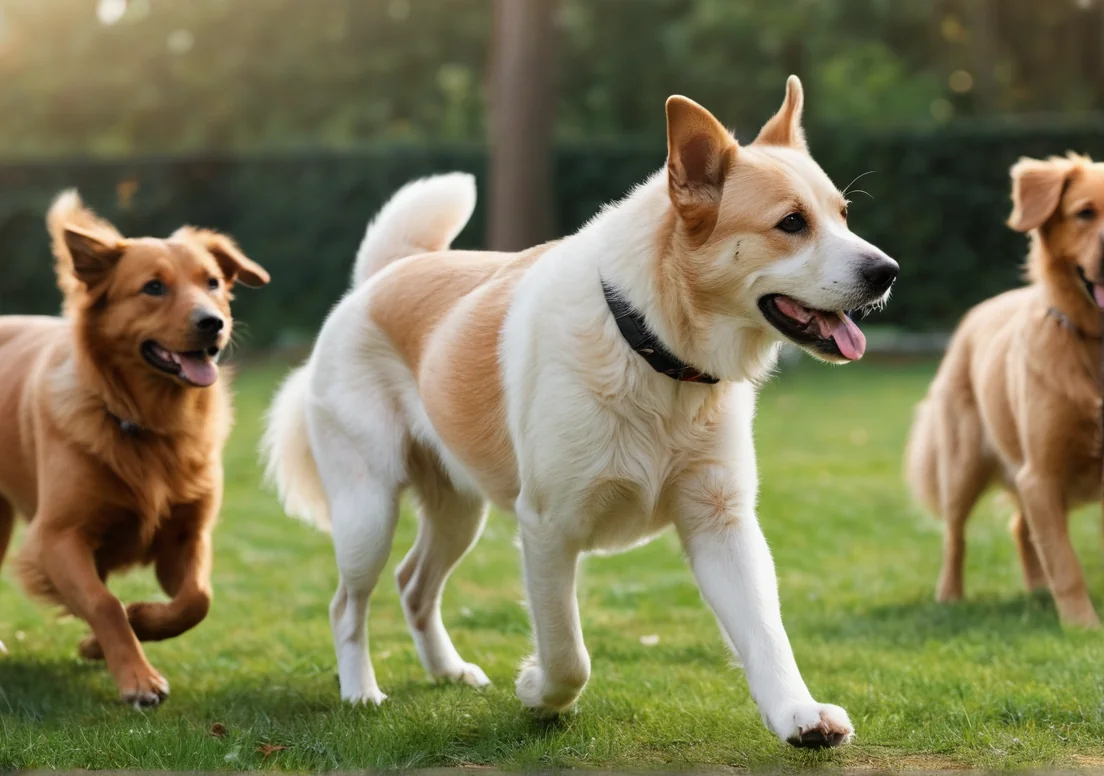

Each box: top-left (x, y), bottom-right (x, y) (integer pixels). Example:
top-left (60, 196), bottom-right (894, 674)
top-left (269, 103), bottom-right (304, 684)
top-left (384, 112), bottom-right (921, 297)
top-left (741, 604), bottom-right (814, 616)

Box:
top-left (590, 170), bottom-right (781, 385)
top-left (1027, 233), bottom-right (1102, 339)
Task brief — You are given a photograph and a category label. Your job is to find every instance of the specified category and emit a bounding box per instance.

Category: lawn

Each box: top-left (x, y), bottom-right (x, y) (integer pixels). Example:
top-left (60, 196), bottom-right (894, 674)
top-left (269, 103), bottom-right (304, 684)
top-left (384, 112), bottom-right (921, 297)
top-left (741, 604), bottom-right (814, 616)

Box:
top-left (3, 356), bottom-right (1104, 770)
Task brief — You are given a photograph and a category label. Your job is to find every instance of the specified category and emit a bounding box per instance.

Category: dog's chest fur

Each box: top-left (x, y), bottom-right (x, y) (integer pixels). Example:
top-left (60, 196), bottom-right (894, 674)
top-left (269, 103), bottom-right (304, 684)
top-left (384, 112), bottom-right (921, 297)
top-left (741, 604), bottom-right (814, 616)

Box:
top-left (47, 363), bottom-right (226, 550)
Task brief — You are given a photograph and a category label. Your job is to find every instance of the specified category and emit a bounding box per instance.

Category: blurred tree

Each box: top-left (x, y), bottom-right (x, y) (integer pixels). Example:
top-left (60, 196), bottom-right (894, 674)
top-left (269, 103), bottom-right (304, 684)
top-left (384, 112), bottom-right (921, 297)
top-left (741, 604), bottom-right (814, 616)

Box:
top-left (488, 0), bottom-right (558, 251)
top-left (0, 0), bottom-right (1101, 159)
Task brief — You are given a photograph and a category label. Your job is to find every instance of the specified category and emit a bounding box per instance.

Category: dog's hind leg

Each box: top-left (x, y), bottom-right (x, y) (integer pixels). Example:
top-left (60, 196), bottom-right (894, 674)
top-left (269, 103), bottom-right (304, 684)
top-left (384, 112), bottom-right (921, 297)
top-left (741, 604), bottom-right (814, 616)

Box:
top-left (1009, 497), bottom-right (1047, 592)
top-left (327, 477), bottom-right (402, 706)
top-left (0, 499), bottom-right (10, 652)
top-left (310, 391), bottom-right (406, 705)
top-left (0, 497), bottom-right (12, 572)
top-left (934, 403), bottom-right (991, 603)
top-left (397, 445), bottom-right (489, 687)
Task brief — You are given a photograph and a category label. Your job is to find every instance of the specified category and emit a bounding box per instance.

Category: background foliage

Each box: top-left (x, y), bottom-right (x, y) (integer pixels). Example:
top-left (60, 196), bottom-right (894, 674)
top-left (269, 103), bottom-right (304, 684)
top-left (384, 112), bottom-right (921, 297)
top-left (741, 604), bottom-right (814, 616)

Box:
top-left (3, 0), bottom-right (1104, 155)
top-left (2, 0), bottom-right (1104, 341)
top-left (4, 121), bottom-right (1104, 343)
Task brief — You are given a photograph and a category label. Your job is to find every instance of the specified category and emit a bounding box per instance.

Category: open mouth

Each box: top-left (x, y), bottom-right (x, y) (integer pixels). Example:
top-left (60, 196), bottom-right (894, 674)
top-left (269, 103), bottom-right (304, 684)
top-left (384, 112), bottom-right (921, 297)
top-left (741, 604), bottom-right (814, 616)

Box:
top-left (141, 341), bottom-right (221, 387)
top-left (1076, 266), bottom-right (1104, 309)
top-left (757, 294), bottom-right (866, 361)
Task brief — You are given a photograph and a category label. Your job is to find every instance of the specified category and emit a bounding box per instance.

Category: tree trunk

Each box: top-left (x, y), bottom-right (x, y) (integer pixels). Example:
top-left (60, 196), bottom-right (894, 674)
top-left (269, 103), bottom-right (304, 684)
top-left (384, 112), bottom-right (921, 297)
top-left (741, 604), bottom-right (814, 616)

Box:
top-left (488, 0), bottom-right (558, 252)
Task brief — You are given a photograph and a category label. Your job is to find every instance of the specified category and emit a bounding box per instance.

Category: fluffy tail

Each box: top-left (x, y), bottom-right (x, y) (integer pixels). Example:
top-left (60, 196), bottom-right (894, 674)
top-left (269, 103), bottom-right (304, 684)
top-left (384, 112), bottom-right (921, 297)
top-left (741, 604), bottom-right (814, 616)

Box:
top-left (263, 173), bottom-right (478, 531)
top-left (263, 366), bottom-right (330, 530)
top-left (903, 398), bottom-right (939, 517)
top-left (352, 172), bottom-right (477, 286)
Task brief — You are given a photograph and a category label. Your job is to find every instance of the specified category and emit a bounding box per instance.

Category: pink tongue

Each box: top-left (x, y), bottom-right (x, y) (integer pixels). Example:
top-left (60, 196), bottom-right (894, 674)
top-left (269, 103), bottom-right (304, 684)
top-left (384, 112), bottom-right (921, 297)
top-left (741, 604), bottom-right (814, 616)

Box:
top-left (177, 353), bottom-right (218, 387)
top-left (824, 312), bottom-right (866, 361)
top-left (1094, 285), bottom-right (1104, 309)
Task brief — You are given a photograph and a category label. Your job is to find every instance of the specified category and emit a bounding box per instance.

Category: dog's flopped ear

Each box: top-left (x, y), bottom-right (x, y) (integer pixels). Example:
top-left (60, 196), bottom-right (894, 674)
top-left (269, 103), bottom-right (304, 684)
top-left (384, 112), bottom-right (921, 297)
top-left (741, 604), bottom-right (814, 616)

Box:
top-left (179, 228), bottom-right (270, 288)
top-left (63, 226), bottom-right (127, 287)
top-left (665, 95), bottom-right (735, 243)
top-left (1007, 156), bottom-right (1076, 233)
top-left (754, 75), bottom-right (807, 151)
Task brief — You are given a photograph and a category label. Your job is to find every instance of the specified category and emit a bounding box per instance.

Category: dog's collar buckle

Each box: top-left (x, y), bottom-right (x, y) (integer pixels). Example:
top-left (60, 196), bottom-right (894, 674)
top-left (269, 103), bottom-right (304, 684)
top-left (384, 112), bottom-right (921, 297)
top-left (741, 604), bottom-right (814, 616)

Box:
top-left (106, 409), bottom-right (143, 437)
top-left (601, 280), bottom-right (720, 385)
top-left (1046, 306), bottom-right (1099, 340)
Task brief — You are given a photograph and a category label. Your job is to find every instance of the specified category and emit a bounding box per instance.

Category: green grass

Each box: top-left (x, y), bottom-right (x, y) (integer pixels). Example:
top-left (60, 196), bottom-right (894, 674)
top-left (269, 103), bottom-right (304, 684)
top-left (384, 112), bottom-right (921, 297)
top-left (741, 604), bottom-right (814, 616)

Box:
top-left (3, 357), bottom-right (1104, 770)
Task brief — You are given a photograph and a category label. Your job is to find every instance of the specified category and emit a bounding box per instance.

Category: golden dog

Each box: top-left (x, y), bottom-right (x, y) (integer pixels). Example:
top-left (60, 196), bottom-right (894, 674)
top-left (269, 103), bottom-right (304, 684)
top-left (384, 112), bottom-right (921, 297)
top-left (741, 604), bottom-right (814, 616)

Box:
top-left (907, 153), bottom-right (1104, 628)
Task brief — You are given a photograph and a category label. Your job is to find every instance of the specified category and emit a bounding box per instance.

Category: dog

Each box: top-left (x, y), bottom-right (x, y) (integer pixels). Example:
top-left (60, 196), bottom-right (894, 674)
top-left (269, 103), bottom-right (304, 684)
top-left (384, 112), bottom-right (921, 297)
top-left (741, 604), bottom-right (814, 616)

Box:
top-left (263, 76), bottom-right (896, 747)
top-left (907, 153), bottom-right (1104, 629)
top-left (0, 191), bottom-right (269, 705)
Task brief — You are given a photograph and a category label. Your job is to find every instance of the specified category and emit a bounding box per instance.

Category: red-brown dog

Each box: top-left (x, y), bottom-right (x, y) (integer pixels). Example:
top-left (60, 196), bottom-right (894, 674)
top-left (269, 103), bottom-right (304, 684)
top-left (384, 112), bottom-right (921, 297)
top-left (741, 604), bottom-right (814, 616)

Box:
top-left (0, 191), bottom-right (268, 705)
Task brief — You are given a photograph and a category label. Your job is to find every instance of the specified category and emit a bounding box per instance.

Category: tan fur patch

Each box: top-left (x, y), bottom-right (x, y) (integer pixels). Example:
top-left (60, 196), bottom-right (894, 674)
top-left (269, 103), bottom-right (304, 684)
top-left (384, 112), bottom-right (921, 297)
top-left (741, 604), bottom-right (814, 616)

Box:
top-left (369, 244), bottom-right (553, 506)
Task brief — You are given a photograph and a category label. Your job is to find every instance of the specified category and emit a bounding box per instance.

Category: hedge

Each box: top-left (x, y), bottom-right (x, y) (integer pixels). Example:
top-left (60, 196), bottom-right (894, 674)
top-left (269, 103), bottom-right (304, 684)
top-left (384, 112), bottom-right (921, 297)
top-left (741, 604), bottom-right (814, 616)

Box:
top-left (3, 121), bottom-right (1104, 348)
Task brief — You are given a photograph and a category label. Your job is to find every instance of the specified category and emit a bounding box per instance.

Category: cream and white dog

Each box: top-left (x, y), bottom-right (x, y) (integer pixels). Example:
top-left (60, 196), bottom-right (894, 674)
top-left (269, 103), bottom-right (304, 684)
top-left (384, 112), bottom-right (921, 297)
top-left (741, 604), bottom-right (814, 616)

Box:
top-left (263, 76), bottom-right (896, 748)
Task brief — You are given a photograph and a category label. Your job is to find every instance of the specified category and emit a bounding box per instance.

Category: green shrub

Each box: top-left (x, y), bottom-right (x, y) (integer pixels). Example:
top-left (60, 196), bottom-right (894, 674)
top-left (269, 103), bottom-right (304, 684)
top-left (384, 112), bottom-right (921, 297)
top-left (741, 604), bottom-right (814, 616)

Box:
top-left (3, 122), bottom-right (1103, 347)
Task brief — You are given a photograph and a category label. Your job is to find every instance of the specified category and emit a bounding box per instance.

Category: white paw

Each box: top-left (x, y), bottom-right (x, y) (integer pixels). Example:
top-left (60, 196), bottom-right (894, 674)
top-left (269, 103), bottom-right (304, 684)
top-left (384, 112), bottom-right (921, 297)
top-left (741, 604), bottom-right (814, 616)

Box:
top-left (437, 661), bottom-right (491, 688)
top-left (342, 688), bottom-right (388, 706)
top-left (770, 702), bottom-right (853, 749)
top-left (515, 656), bottom-right (585, 715)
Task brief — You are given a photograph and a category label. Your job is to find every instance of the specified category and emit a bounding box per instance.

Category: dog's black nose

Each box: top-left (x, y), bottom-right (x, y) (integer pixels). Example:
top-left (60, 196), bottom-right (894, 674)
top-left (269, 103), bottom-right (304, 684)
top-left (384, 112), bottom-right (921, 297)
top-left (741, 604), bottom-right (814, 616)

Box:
top-left (861, 256), bottom-right (898, 295)
top-left (194, 312), bottom-right (225, 335)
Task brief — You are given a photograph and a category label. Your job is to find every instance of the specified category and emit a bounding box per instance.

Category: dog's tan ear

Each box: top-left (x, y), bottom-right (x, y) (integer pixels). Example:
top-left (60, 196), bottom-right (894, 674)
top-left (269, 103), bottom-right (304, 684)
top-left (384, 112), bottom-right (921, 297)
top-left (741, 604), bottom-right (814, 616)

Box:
top-left (181, 228), bottom-right (270, 288)
top-left (754, 75), bottom-right (807, 151)
top-left (1008, 157), bottom-right (1075, 232)
top-left (48, 189), bottom-right (127, 290)
top-left (63, 226), bottom-right (127, 287)
top-left (666, 95), bottom-right (735, 244)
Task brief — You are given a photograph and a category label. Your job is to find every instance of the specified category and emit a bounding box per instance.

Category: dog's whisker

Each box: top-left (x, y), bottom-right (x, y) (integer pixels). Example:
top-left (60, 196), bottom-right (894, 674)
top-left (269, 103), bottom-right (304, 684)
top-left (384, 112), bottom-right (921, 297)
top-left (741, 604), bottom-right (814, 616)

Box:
top-left (841, 170), bottom-right (876, 198)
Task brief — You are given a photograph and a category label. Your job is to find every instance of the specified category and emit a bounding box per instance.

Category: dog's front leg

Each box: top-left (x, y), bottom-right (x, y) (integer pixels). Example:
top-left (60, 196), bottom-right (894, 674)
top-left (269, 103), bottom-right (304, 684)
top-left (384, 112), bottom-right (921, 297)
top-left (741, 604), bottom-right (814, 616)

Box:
top-left (675, 466), bottom-right (852, 749)
top-left (80, 499), bottom-right (215, 659)
top-left (38, 526), bottom-right (169, 707)
top-left (514, 501), bottom-right (590, 715)
top-left (1016, 467), bottom-right (1100, 628)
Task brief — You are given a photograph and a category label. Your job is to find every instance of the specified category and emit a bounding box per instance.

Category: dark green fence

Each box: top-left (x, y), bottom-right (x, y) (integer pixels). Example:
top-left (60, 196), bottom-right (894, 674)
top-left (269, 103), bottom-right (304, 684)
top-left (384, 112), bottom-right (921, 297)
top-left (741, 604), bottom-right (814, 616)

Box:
top-left (3, 122), bottom-right (1104, 348)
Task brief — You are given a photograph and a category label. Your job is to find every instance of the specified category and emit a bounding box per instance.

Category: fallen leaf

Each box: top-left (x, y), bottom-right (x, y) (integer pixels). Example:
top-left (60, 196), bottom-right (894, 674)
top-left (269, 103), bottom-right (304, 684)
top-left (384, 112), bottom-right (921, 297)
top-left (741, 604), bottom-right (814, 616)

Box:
top-left (209, 722), bottom-right (227, 738)
top-left (257, 744), bottom-right (288, 759)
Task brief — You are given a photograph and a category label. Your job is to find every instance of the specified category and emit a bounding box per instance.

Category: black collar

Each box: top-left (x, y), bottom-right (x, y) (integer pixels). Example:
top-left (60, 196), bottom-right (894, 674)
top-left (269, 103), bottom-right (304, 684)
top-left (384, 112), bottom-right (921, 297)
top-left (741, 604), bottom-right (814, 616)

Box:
top-left (106, 408), bottom-right (143, 436)
top-left (602, 281), bottom-right (719, 384)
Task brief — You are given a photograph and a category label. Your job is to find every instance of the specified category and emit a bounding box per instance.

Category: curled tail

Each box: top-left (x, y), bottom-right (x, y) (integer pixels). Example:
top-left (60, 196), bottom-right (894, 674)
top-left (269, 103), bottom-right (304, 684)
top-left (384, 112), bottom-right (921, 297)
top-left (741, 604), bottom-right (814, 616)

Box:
top-left (352, 172), bottom-right (477, 286)
top-left (263, 173), bottom-right (478, 531)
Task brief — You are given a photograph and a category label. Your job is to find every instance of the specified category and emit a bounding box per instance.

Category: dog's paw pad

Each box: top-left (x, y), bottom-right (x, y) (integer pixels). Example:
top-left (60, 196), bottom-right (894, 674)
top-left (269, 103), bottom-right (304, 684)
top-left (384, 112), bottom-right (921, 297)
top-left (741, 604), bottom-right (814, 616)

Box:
top-left (121, 672), bottom-right (170, 710)
top-left (780, 703), bottom-right (853, 749)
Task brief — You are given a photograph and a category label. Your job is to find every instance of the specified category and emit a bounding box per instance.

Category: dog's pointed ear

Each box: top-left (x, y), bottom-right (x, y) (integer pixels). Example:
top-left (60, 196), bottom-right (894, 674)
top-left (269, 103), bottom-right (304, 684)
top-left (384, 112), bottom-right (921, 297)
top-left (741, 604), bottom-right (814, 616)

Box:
top-left (1007, 156), bottom-right (1075, 233)
top-left (180, 228), bottom-right (270, 288)
top-left (64, 226), bottom-right (127, 287)
top-left (754, 75), bottom-right (807, 151)
top-left (665, 95), bottom-right (735, 244)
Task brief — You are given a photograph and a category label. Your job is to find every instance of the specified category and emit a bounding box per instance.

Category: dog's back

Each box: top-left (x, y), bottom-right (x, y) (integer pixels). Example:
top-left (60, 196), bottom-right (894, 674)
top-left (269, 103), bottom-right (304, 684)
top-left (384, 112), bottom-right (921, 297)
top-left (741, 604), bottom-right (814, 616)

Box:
top-left (0, 316), bottom-right (70, 516)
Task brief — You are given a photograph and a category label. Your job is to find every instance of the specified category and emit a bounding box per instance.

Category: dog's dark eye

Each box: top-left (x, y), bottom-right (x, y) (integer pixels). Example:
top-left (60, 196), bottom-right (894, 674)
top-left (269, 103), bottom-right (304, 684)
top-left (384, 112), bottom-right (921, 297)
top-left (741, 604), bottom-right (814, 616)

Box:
top-left (777, 213), bottom-right (807, 234)
top-left (1077, 206), bottom-right (1097, 221)
top-left (207, 277), bottom-right (220, 291)
top-left (142, 279), bottom-right (166, 297)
